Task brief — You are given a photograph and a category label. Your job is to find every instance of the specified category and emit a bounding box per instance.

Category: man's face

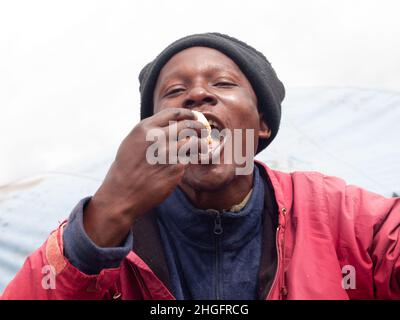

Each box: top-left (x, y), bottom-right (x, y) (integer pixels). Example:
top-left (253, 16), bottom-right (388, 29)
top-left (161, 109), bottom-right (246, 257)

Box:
top-left (153, 46), bottom-right (270, 192)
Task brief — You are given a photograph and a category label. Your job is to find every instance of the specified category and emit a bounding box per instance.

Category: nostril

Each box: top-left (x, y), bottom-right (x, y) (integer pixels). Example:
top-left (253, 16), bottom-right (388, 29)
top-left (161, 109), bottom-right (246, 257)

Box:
top-left (203, 97), bottom-right (214, 104)
top-left (184, 99), bottom-right (195, 108)
top-left (184, 96), bottom-right (216, 109)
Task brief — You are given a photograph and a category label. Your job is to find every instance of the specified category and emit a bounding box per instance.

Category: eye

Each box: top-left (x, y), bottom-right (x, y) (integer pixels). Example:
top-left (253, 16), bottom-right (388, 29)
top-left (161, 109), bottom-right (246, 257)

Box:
top-left (214, 81), bottom-right (237, 88)
top-left (165, 87), bottom-right (185, 97)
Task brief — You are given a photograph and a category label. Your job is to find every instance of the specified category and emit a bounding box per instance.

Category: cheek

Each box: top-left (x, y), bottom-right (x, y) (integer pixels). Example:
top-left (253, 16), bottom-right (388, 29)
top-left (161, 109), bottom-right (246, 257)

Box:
top-left (153, 100), bottom-right (163, 113)
top-left (219, 91), bottom-right (260, 154)
top-left (153, 91), bottom-right (171, 113)
top-left (220, 91), bottom-right (259, 128)
top-left (154, 98), bottom-right (184, 114)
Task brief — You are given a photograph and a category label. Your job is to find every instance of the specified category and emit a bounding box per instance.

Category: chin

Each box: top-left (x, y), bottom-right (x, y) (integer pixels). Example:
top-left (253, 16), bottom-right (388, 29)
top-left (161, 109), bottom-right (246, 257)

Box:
top-left (181, 163), bottom-right (236, 192)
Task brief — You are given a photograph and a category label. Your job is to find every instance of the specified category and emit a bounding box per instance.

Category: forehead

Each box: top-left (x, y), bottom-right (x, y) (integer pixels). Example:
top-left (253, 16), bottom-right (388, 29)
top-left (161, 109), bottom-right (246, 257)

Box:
top-left (157, 46), bottom-right (244, 82)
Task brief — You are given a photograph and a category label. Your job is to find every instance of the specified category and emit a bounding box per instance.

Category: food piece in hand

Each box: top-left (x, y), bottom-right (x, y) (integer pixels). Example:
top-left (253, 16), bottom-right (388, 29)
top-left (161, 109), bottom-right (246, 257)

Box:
top-left (192, 110), bottom-right (213, 148)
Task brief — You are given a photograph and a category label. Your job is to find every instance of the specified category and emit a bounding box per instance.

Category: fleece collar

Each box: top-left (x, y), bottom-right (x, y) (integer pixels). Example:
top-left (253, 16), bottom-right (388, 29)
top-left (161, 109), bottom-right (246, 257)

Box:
top-left (155, 165), bottom-right (265, 250)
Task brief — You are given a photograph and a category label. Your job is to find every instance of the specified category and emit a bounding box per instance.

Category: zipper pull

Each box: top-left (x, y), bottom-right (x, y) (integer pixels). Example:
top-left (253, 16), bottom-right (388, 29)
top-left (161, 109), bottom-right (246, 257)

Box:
top-left (214, 212), bottom-right (223, 235)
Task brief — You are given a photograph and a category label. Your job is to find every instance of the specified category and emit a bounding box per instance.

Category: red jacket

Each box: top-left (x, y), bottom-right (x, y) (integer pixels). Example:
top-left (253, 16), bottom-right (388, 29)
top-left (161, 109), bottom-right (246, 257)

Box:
top-left (2, 162), bottom-right (400, 300)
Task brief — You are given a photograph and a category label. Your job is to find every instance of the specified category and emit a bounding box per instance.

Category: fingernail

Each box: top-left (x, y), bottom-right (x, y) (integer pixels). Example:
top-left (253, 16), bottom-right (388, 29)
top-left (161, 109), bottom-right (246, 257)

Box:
top-left (187, 122), bottom-right (195, 129)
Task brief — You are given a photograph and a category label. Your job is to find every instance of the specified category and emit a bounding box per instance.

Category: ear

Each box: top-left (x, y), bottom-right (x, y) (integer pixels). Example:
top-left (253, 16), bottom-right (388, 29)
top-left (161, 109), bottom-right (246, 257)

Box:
top-left (258, 114), bottom-right (271, 140)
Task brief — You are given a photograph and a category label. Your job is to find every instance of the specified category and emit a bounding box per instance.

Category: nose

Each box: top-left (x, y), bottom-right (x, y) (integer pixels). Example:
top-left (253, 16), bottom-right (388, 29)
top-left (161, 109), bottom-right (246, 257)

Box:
top-left (182, 86), bottom-right (217, 109)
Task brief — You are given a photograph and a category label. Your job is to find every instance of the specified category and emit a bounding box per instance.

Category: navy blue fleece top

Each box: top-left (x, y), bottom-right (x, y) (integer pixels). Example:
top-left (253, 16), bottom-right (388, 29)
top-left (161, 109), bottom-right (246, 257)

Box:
top-left (63, 166), bottom-right (264, 300)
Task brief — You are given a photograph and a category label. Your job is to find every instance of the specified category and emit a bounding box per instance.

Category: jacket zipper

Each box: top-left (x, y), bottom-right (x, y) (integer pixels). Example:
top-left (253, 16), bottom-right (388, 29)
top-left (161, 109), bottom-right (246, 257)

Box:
top-left (213, 211), bottom-right (223, 300)
top-left (266, 207), bottom-right (287, 300)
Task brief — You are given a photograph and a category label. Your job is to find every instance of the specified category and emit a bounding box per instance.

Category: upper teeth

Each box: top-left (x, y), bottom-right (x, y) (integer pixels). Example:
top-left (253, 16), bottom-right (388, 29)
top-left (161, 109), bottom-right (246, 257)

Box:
top-left (192, 111), bottom-right (220, 130)
top-left (208, 120), bottom-right (219, 128)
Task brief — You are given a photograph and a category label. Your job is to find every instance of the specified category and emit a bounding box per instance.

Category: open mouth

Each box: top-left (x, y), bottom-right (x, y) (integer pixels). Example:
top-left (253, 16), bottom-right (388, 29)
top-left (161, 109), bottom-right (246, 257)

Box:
top-left (193, 111), bottom-right (227, 161)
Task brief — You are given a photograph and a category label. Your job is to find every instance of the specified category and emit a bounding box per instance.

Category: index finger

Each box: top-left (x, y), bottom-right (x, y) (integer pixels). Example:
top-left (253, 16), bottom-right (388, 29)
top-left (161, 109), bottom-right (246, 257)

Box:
top-left (151, 108), bottom-right (196, 127)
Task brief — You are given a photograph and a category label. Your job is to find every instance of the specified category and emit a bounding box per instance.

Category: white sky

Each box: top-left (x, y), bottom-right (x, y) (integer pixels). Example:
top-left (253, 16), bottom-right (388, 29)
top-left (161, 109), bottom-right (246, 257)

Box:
top-left (1, 0), bottom-right (400, 185)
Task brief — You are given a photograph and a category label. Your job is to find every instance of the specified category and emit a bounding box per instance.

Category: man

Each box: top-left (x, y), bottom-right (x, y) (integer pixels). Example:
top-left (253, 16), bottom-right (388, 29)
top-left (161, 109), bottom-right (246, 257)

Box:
top-left (2, 33), bottom-right (399, 300)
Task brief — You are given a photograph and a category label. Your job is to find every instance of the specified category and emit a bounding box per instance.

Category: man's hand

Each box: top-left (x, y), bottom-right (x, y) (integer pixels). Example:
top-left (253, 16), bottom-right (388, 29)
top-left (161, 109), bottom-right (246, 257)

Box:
top-left (83, 108), bottom-right (205, 247)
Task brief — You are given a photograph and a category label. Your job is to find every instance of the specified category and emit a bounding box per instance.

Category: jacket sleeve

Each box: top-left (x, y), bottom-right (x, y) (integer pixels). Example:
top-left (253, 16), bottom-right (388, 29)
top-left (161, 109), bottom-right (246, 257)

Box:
top-left (368, 193), bottom-right (400, 298)
top-left (323, 175), bottom-right (400, 299)
top-left (0, 199), bottom-right (128, 300)
top-left (62, 197), bottom-right (133, 275)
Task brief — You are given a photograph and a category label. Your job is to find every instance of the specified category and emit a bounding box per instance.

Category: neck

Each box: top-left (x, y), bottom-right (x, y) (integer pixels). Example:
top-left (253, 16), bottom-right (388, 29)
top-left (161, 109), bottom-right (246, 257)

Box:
top-left (179, 172), bottom-right (254, 211)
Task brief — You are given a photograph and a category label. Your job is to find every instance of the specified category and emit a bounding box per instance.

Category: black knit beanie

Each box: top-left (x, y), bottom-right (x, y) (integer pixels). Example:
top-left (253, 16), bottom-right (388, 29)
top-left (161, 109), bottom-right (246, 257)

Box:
top-left (139, 32), bottom-right (285, 153)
